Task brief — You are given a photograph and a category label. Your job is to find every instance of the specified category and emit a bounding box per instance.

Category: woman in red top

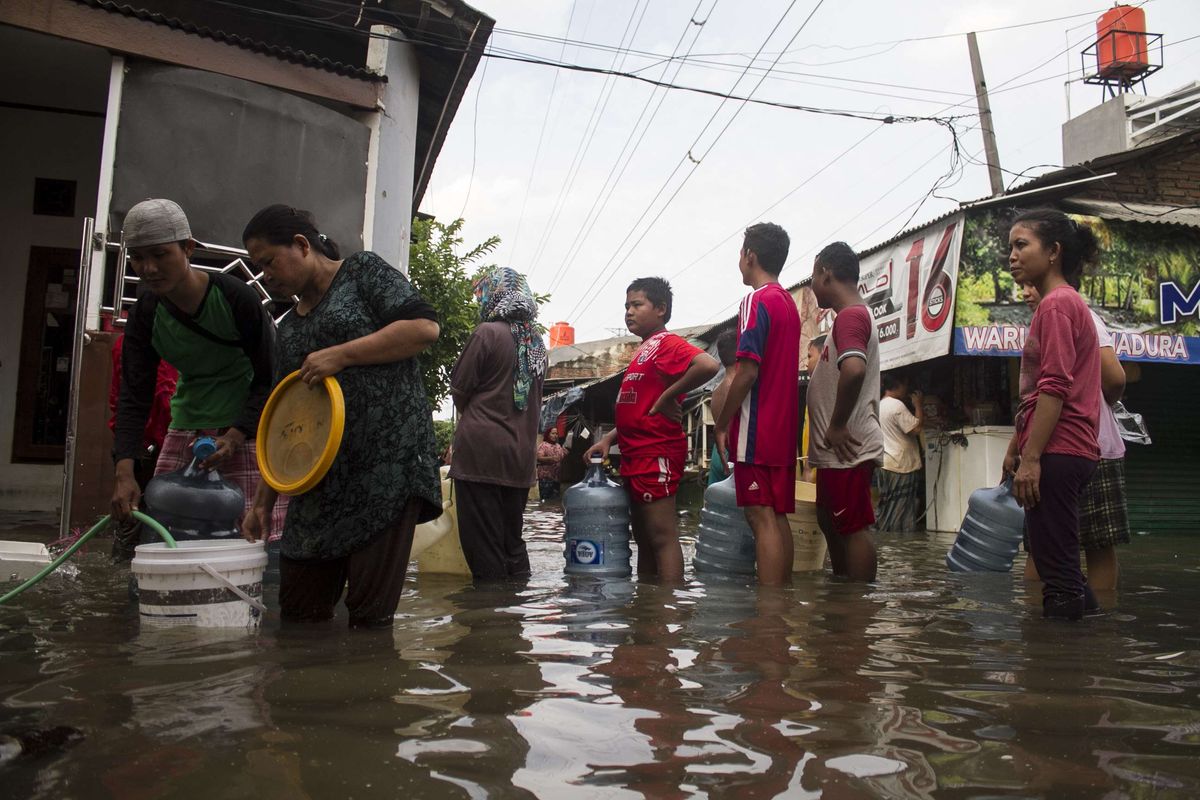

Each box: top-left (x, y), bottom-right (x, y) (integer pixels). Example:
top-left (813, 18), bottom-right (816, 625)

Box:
top-left (1003, 209), bottom-right (1102, 621)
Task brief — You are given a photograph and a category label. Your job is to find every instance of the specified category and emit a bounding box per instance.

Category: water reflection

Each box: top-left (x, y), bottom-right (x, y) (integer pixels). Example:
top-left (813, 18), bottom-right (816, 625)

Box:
top-left (395, 580), bottom-right (547, 798)
top-left (2, 505), bottom-right (1200, 797)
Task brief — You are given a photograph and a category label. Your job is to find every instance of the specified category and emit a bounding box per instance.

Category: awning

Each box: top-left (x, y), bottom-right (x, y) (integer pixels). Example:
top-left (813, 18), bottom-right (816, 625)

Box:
top-left (1058, 198), bottom-right (1200, 228)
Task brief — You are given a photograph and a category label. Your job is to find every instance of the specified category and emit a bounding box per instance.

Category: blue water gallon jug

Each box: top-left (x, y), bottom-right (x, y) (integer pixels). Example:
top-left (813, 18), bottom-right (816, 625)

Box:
top-left (144, 437), bottom-right (246, 542)
top-left (562, 456), bottom-right (632, 577)
top-left (693, 469), bottom-right (756, 577)
top-left (946, 480), bottom-right (1026, 572)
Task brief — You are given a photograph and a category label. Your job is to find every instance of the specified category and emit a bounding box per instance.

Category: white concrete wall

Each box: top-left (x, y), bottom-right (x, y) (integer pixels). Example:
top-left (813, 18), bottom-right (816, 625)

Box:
top-left (0, 108), bottom-right (104, 510)
top-left (364, 26), bottom-right (420, 274)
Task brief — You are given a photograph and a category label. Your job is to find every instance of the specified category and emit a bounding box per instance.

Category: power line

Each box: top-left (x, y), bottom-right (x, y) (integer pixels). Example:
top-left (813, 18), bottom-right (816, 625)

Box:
top-left (563, 0), bottom-right (832, 323)
top-left (916, 0), bottom-right (1156, 122)
top-left (666, 122), bottom-right (886, 281)
top-left (200, 0), bottom-right (982, 125)
top-left (468, 47), bottom-right (972, 124)
top-left (694, 124), bottom-right (983, 326)
top-left (488, 4), bottom-right (1134, 68)
top-left (559, 0), bottom-right (814, 318)
top-left (543, 0), bottom-right (719, 297)
top-left (506, 0), bottom-right (579, 266)
top-left (525, 0), bottom-right (651, 279)
top-left (456, 52), bottom-right (488, 220)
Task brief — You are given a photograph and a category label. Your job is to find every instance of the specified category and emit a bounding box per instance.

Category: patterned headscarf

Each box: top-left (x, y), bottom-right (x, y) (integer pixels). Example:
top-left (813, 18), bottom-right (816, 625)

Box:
top-left (473, 267), bottom-right (547, 410)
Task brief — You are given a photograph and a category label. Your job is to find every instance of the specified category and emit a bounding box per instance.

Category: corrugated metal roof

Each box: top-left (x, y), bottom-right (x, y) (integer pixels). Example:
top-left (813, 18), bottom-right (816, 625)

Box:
top-left (71, 0), bottom-right (495, 209)
top-left (74, 0), bottom-right (384, 80)
top-left (1004, 129), bottom-right (1200, 196)
top-left (1058, 198), bottom-right (1200, 228)
top-left (855, 207), bottom-right (965, 261)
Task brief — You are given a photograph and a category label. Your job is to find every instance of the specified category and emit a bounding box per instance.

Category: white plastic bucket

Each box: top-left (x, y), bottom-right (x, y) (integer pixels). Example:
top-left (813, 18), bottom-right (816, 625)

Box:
top-left (1, 540), bottom-right (52, 582)
top-left (131, 540), bottom-right (268, 628)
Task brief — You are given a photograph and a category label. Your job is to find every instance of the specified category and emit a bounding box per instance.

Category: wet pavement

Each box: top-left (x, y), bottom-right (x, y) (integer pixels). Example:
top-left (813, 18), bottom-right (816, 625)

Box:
top-left (1, 501), bottom-right (1199, 798)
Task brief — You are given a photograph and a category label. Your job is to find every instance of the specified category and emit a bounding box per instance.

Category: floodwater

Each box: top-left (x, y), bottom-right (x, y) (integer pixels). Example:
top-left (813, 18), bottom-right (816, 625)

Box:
top-left (2, 504), bottom-right (1200, 799)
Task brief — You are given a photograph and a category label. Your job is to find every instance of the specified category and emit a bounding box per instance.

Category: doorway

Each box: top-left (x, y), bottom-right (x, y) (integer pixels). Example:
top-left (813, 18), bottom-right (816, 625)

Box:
top-left (12, 246), bottom-right (83, 462)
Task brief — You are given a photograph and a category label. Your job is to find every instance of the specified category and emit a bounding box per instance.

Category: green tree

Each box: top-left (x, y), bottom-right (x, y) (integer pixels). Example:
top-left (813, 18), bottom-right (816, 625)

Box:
top-left (407, 217), bottom-right (499, 409)
top-left (432, 419), bottom-right (455, 458)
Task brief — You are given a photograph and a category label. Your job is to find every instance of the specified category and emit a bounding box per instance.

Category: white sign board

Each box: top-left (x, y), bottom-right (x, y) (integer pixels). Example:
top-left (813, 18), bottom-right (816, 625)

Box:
top-left (857, 214), bottom-right (963, 370)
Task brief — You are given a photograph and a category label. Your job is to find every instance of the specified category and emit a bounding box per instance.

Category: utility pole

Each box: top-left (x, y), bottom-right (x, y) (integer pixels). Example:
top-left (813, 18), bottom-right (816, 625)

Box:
top-left (967, 32), bottom-right (1005, 197)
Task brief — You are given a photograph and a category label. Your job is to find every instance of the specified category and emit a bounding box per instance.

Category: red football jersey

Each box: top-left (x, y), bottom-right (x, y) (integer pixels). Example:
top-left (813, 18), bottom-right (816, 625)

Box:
top-left (615, 331), bottom-right (703, 458)
top-left (730, 282), bottom-right (800, 465)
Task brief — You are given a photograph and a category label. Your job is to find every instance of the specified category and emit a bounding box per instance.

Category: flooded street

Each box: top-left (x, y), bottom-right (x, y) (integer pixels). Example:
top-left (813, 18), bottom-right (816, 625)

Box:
top-left (3, 503), bottom-right (1200, 798)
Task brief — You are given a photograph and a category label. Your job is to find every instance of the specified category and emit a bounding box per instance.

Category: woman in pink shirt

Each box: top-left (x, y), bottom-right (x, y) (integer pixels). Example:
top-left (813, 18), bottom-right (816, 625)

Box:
top-left (1019, 283), bottom-right (1130, 593)
top-left (1003, 209), bottom-right (1102, 621)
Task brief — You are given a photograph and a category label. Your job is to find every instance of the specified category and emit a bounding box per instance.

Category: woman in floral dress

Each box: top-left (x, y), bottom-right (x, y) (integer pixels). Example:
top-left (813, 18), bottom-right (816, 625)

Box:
top-left (241, 205), bottom-right (441, 628)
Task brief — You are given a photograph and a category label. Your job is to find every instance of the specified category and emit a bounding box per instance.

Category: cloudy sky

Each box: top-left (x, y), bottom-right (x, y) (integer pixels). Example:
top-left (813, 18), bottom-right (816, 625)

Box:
top-left (421, 0), bottom-right (1200, 342)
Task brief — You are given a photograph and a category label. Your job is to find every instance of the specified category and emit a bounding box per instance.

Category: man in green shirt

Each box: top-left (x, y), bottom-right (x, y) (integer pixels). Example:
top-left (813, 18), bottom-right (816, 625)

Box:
top-left (111, 199), bottom-right (281, 536)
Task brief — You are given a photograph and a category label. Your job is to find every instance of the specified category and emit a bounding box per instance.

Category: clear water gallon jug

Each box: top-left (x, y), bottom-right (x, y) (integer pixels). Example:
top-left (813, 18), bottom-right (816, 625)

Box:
top-left (144, 436), bottom-right (246, 542)
top-left (693, 469), bottom-right (756, 577)
top-left (562, 456), bottom-right (631, 578)
top-left (946, 480), bottom-right (1026, 572)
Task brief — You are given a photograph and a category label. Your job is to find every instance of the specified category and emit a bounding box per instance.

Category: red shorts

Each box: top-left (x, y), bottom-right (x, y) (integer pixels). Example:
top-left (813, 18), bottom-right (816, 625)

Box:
top-left (733, 462), bottom-right (796, 515)
top-left (621, 455), bottom-right (682, 504)
top-left (816, 462), bottom-right (876, 536)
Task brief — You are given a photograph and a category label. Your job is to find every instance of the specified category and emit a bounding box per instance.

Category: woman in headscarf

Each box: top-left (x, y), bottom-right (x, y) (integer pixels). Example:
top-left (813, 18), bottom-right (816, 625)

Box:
top-left (449, 267), bottom-right (547, 581)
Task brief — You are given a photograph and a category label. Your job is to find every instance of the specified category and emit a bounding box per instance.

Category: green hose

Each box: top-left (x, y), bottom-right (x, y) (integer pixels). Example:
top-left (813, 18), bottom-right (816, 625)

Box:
top-left (0, 511), bottom-right (177, 606)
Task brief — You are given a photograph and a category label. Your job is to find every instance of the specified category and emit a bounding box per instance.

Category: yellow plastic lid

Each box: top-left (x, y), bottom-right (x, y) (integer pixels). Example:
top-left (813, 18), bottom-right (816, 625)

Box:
top-left (256, 370), bottom-right (345, 496)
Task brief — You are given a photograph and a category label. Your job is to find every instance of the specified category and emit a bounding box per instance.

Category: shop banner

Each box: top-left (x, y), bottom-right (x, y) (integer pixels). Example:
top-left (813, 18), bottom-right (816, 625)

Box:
top-left (856, 214), bottom-right (964, 370)
top-left (953, 207), bottom-right (1200, 364)
top-left (953, 325), bottom-right (1200, 363)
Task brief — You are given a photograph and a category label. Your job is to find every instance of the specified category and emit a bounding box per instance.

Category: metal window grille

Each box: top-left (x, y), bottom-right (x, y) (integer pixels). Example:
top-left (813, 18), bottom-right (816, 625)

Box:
top-left (100, 236), bottom-right (294, 325)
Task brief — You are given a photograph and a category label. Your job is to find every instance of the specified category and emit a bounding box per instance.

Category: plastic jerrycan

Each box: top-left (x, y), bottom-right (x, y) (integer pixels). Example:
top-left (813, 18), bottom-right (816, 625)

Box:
top-left (143, 436), bottom-right (246, 542)
top-left (946, 480), bottom-right (1026, 572)
top-left (693, 469), bottom-right (757, 577)
top-left (562, 455), bottom-right (632, 577)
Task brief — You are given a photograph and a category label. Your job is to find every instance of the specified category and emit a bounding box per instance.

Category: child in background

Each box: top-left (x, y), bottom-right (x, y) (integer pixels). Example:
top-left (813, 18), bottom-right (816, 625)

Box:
top-left (800, 334), bottom-right (826, 483)
top-left (536, 428), bottom-right (567, 501)
top-left (714, 223), bottom-right (801, 587)
top-left (807, 242), bottom-right (884, 583)
top-left (586, 278), bottom-right (718, 582)
top-left (707, 330), bottom-right (738, 486)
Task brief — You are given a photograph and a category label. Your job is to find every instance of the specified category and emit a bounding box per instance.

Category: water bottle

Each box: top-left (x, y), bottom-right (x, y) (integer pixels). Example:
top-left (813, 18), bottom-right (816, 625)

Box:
top-left (946, 480), bottom-right (1026, 572)
top-left (693, 469), bottom-right (756, 577)
top-left (143, 436), bottom-right (246, 542)
top-left (562, 456), bottom-right (632, 577)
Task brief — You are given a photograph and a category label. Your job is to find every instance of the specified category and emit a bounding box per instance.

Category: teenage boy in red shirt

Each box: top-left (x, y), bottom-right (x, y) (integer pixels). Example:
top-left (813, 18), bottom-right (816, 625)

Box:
top-left (714, 223), bottom-right (801, 586)
top-left (807, 242), bottom-right (884, 582)
top-left (586, 278), bottom-right (719, 582)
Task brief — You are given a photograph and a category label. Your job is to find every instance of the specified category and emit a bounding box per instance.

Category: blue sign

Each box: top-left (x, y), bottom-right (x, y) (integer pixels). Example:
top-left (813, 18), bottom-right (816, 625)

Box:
top-left (568, 539), bottom-right (603, 566)
top-left (1160, 280), bottom-right (1200, 325)
top-left (954, 326), bottom-right (1200, 365)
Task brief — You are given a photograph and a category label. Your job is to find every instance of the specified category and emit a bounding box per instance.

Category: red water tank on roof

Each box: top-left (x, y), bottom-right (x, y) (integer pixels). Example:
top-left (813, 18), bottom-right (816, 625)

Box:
top-left (548, 321), bottom-right (575, 349)
top-left (1096, 4), bottom-right (1149, 79)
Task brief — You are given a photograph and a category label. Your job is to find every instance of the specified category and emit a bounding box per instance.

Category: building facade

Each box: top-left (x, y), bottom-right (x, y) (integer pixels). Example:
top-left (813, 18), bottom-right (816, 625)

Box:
top-left (0, 0), bottom-right (492, 524)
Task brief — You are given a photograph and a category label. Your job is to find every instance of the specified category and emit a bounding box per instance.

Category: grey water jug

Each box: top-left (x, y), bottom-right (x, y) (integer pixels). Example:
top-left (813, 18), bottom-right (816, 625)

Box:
top-left (562, 456), bottom-right (632, 577)
top-left (946, 480), bottom-right (1026, 572)
top-left (693, 469), bottom-right (756, 577)
top-left (144, 436), bottom-right (245, 542)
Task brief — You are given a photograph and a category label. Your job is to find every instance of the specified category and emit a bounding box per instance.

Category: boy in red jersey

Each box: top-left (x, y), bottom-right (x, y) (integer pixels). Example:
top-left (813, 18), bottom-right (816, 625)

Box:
top-left (586, 278), bottom-right (719, 582)
top-left (714, 223), bottom-right (801, 586)
top-left (807, 242), bottom-right (884, 583)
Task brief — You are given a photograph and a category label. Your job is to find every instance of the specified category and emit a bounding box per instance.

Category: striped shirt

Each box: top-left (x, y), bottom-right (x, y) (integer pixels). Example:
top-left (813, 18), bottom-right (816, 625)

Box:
top-left (730, 283), bottom-right (800, 465)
